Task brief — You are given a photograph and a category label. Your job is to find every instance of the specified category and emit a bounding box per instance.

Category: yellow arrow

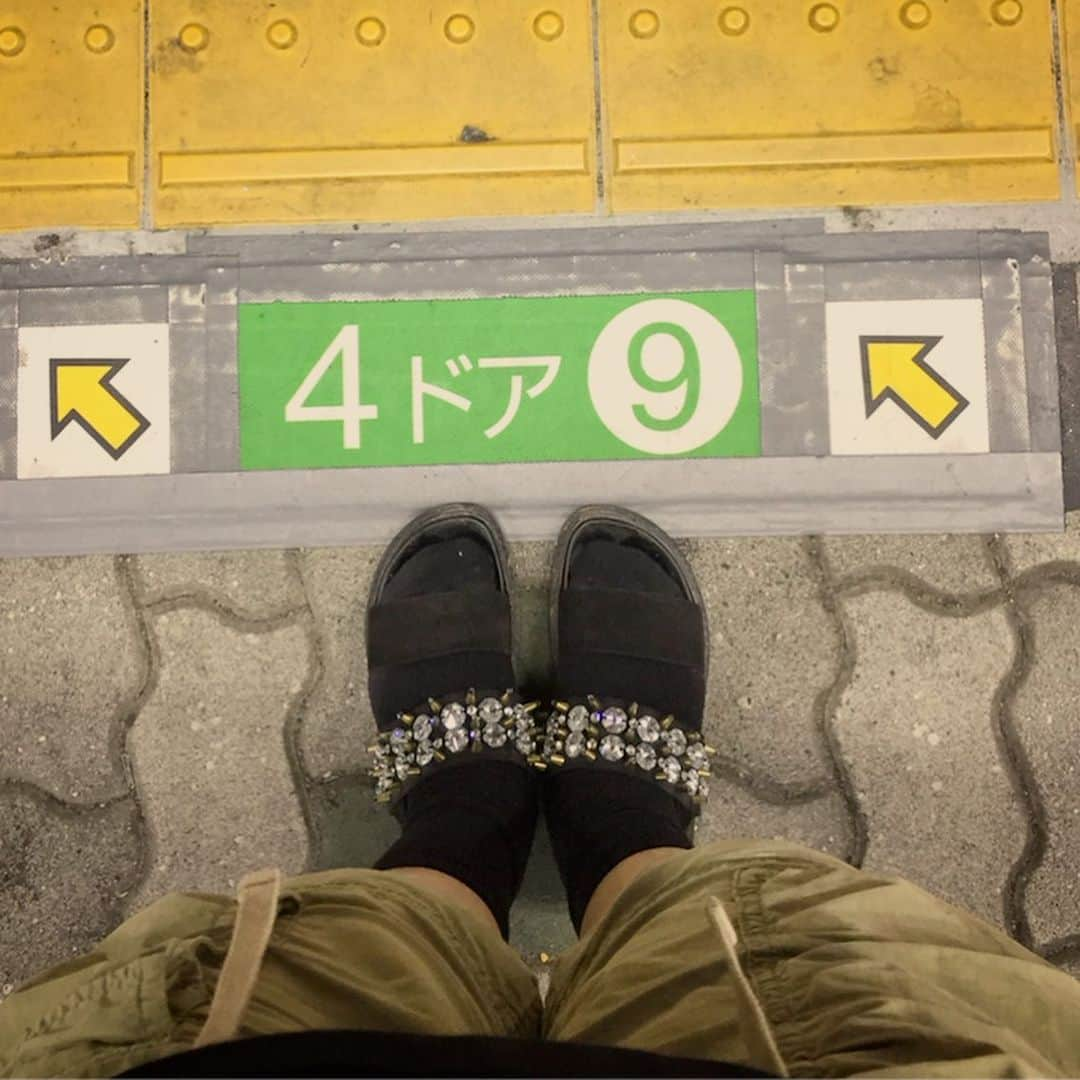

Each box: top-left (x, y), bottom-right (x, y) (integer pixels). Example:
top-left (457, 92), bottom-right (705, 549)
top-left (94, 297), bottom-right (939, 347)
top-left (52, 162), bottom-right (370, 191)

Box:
top-left (860, 336), bottom-right (968, 439)
top-left (50, 359), bottom-right (150, 459)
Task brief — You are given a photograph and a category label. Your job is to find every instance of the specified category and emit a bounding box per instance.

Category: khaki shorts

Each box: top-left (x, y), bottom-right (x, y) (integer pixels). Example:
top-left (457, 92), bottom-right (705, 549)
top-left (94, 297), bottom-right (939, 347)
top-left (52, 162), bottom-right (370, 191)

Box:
top-left (2, 840), bottom-right (1078, 1078)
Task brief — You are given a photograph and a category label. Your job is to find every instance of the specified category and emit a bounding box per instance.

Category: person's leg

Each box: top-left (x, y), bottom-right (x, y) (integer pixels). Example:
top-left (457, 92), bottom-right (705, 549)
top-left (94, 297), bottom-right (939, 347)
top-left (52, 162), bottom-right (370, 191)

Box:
top-left (545, 838), bottom-right (1080, 1078)
top-left (0, 867), bottom-right (541, 1079)
top-left (0, 504), bottom-right (546, 1077)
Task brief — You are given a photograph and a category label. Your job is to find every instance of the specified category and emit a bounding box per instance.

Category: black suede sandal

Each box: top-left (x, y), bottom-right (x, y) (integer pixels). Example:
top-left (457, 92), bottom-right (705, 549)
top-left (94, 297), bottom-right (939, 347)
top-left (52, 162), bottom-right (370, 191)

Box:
top-left (366, 504), bottom-right (542, 814)
top-left (542, 505), bottom-right (713, 813)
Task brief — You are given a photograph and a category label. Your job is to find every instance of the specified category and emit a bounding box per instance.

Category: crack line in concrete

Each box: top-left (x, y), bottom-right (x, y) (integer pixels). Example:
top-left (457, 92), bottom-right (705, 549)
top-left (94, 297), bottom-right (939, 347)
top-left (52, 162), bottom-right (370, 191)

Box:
top-left (804, 536), bottom-right (868, 867)
top-left (984, 535), bottom-right (1051, 948)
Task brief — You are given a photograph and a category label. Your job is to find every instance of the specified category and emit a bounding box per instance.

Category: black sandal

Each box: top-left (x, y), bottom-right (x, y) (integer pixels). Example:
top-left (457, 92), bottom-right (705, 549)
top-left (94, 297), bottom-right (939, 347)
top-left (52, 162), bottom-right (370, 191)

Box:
top-left (366, 504), bottom-right (542, 811)
top-left (542, 505), bottom-right (713, 811)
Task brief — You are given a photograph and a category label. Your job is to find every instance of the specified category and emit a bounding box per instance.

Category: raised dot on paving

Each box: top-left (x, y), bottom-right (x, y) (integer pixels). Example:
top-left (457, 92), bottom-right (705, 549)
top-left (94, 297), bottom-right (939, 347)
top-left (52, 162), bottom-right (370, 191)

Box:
top-left (355, 17), bottom-right (385, 46)
top-left (991, 0), bottom-right (1023, 26)
top-left (444, 14), bottom-right (474, 43)
top-left (179, 22), bottom-right (209, 52)
top-left (267, 19), bottom-right (298, 50)
top-left (900, 1), bottom-right (932, 30)
top-left (0, 25), bottom-right (25, 57)
top-left (719, 7), bottom-right (750, 36)
top-left (84, 24), bottom-right (115, 53)
top-left (533, 11), bottom-right (564, 41)
top-left (629, 9), bottom-right (660, 38)
top-left (808, 4), bottom-right (840, 32)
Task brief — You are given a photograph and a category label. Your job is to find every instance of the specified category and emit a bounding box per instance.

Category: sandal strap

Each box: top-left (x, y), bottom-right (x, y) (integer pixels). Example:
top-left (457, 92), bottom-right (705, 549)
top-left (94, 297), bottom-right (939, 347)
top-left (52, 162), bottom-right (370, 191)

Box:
top-left (368, 588), bottom-right (511, 669)
top-left (559, 587), bottom-right (705, 668)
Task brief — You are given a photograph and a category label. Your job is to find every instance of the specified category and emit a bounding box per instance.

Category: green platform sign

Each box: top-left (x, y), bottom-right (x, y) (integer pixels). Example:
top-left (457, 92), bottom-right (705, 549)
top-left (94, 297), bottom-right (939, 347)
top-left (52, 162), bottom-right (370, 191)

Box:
top-left (238, 291), bottom-right (760, 471)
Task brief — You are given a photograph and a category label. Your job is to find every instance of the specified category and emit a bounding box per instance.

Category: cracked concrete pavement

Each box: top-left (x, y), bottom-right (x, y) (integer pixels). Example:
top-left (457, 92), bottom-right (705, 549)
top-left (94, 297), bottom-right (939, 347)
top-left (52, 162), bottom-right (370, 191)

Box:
top-left (3, 523), bottom-right (1080, 994)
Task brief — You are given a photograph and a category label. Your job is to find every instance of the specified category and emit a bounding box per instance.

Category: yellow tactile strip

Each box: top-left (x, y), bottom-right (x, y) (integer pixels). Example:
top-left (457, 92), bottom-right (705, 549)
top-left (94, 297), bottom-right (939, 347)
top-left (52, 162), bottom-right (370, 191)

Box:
top-left (149, 2), bottom-right (596, 227)
top-left (599, 1), bottom-right (1060, 210)
top-left (0, 1), bottom-right (143, 229)
top-left (1066, 0), bottom-right (1080, 193)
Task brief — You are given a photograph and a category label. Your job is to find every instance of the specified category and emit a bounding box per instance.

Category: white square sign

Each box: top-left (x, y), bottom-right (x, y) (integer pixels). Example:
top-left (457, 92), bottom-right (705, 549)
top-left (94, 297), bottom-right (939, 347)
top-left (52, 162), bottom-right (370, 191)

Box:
top-left (825, 299), bottom-right (990, 456)
top-left (16, 324), bottom-right (171, 479)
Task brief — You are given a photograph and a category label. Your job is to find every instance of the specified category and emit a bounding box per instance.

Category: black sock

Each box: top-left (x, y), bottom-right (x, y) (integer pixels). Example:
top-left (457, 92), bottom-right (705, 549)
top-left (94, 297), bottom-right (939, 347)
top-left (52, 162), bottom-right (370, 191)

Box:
top-left (544, 768), bottom-right (693, 934)
top-left (375, 760), bottom-right (538, 939)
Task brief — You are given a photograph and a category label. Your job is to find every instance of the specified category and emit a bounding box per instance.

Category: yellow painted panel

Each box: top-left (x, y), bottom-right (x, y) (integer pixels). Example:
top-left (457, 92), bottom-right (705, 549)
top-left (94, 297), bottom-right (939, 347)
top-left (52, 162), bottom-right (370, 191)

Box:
top-left (151, 2), bottom-right (596, 227)
top-left (1066, 0), bottom-right (1080, 192)
top-left (0, 2), bottom-right (143, 229)
top-left (601, 1), bottom-right (1060, 210)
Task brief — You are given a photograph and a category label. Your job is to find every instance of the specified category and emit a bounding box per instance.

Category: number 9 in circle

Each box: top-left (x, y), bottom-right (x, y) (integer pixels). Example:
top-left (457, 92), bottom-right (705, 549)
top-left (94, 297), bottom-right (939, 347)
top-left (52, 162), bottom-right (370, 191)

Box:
top-left (587, 298), bottom-right (744, 455)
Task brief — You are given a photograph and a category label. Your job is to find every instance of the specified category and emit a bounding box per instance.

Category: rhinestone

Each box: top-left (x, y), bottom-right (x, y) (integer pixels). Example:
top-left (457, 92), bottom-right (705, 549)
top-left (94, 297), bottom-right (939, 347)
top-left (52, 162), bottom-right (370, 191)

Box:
top-left (478, 697), bottom-right (503, 723)
top-left (601, 707), bottom-right (628, 733)
top-left (636, 714), bottom-right (661, 743)
top-left (375, 777), bottom-right (394, 796)
top-left (635, 743), bottom-right (658, 771)
top-left (483, 723), bottom-right (508, 748)
top-left (441, 702), bottom-right (467, 730)
top-left (699, 778), bottom-right (710, 800)
top-left (687, 743), bottom-right (709, 770)
top-left (684, 770), bottom-right (700, 796)
top-left (412, 714), bottom-right (433, 741)
top-left (445, 728), bottom-right (469, 753)
top-left (513, 719), bottom-right (533, 740)
top-left (389, 728), bottom-right (410, 754)
top-left (373, 745), bottom-right (391, 765)
top-left (567, 704), bottom-right (590, 732)
top-left (543, 735), bottom-right (561, 758)
top-left (416, 744), bottom-right (435, 767)
top-left (394, 758), bottom-right (412, 780)
top-left (599, 734), bottom-right (625, 761)
top-left (663, 728), bottom-right (688, 756)
top-left (659, 755), bottom-right (682, 784)
top-left (466, 704), bottom-right (477, 717)
top-left (516, 735), bottom-right (535, 756)
top-left (511, 704), bottom-right (530, 724)
top-left (565, 731), bottom-right (586, 758)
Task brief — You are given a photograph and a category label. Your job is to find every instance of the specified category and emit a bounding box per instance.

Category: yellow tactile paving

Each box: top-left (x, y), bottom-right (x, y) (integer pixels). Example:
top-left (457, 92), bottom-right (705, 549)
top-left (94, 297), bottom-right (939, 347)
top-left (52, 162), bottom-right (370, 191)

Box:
top-left (0, 2), bottom-right (143, 230)
top-left (1066, 0), bottom-right (1080, 193)
top-left (599, 1), bottom-right (1060, 211)
top-left (150, 2), bottom-right (596, 227)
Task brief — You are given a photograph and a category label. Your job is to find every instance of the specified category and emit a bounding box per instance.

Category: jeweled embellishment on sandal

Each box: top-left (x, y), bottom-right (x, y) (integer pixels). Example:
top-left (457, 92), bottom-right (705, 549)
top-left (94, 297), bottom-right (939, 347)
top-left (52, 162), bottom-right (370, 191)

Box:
top-left (541, 697), bottom-right (714, 808)
top-left (370, 689), bottom-right (541, 802)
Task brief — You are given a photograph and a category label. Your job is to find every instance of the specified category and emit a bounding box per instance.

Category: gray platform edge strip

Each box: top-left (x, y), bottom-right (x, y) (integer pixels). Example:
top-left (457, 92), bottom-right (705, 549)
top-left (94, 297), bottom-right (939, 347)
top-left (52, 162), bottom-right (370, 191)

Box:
top-left (236, 250), bottom-right (758, 303)
top-left (777, 262), bottom-right (828, 456)
top-left (824, 259), bottom-right (981, 302)
top-left (18, 286), bottom-right (169, 326)
top-left (1054, 267), bottom-right (1080, 511)
top-left (1022, 258), bottom-right (1062, 453)
top-left (983, 255), bottom-right (1030, 453)
top-left (168, 284), bottom-right (209, 474)
top-left (2, 228), bottom-right (1040, 292)
top-left (205, 270), bottom-right (241, 470)
top-left (184, 218), bottom-right (827, 260)
top-left (0, 453), bottom-right (1062, 557)
top-left (0, 291), bottom-right (15, 479)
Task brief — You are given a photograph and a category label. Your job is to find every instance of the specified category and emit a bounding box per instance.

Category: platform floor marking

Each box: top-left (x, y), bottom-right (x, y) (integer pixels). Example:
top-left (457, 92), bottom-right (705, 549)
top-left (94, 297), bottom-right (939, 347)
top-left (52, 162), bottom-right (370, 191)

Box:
top-left (150, 2), bottom-right (596, 227)
top-left (0, 1), bottom-right (143, 229)
top-left (599, 1), bottom-right (1060, 211)
top-left (826, 299), bottom-right (990, 456)
top-left (16, 323), bottom-right (171, 479)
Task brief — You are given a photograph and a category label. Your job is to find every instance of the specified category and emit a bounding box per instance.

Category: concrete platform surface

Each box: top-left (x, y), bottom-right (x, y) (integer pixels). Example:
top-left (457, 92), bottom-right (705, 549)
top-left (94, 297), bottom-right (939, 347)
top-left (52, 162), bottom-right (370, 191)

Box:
top-left (2, 523), bottom-right (1080, 996)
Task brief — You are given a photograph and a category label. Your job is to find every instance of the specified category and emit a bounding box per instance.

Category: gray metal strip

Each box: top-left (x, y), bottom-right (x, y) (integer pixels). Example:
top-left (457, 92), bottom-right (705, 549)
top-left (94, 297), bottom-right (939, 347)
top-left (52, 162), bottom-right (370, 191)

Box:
top-left (758, 252), bottom-right (824, 456)
top-left (783, 262), bottom-right (829, 456)
top-left (236, 251), bottom-right (758, 304)
top-left (204, 269), bottom-right (241, 471)
top-left (18, 286), bottom-right (168, 326)
top-left (168, 284), bottom-right (209, 474)
top-left (0, 256), bottom-right (218, 292)
top-left (0, 453), bottom-right (1061, 556)
top-left (0, 291), bottom-right (16, 479)
top-left (824, 260), bottom-right (981, 302)
top-left (786, 231), bottom-right (987, 262)
top-left (186, 219), bottom-right (826, 261)
top-left (981, 255), bottom-right (1030, 452)
top-left (1021, 254), bottom-right (1062, 453)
